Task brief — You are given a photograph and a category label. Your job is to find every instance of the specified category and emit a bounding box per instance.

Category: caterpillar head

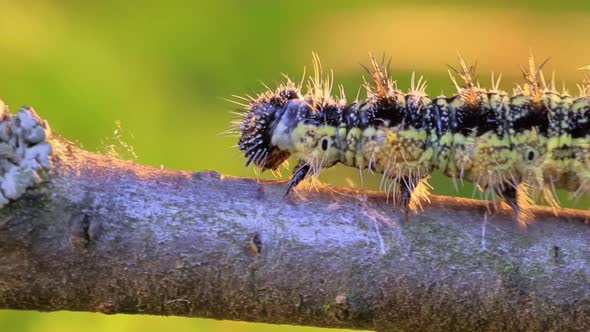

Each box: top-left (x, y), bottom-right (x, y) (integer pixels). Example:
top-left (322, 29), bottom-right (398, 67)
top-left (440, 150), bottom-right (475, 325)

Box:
top-left (237, 87), bottom-right (300, 171)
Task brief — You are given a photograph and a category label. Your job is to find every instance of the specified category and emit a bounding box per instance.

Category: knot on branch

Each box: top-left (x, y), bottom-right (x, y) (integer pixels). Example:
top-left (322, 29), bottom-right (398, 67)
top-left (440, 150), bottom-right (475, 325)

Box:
top-left (0, 99), bottom-right (52, 207)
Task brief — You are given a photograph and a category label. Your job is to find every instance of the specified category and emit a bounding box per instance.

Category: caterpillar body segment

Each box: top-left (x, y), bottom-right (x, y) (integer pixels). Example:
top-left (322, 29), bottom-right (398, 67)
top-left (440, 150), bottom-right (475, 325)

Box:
top-left (569, 97), bottom-right (590, 196)
top-left (445, 60), bottom-right (518, 201)
top-left (232, 54), bottom-right (590, 224)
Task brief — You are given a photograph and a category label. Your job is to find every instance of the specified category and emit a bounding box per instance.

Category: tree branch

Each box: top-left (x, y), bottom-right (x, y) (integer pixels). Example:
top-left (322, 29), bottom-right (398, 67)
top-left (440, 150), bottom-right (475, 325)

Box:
top-left (1, 134), bottom-right (590, 332)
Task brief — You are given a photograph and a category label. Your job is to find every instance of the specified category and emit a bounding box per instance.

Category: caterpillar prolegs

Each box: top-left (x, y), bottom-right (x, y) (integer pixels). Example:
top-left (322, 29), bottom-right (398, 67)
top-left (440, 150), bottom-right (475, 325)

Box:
top-left (230, 54), bottom-right (590, 227)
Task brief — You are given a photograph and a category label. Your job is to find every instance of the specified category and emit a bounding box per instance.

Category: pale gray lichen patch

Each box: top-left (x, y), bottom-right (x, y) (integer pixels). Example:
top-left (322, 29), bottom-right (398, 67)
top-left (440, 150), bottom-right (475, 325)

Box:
top-left (0, 100), bottom-right (52, 207)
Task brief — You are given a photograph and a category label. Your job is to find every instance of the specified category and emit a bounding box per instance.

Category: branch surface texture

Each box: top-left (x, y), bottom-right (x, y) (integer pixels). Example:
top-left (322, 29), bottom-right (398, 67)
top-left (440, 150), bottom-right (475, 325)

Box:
top-left (1, 126), bottom-right (590, 332)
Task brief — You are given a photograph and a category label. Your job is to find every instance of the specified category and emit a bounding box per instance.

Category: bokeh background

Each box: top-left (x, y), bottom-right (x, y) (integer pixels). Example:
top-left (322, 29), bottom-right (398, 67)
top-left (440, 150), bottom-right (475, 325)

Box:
top-left (1, 0), bottom-right (589, 331)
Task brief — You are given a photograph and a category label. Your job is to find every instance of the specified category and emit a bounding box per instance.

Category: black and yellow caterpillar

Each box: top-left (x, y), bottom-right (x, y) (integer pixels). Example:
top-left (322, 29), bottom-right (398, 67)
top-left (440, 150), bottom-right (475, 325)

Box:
top-left (230, 54), bottom-right (590, 227)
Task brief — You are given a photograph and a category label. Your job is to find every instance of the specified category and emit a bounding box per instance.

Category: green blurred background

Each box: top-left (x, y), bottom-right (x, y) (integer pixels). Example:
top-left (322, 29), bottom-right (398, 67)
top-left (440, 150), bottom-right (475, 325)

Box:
top-left (0, 0), bottom-right (589, 331)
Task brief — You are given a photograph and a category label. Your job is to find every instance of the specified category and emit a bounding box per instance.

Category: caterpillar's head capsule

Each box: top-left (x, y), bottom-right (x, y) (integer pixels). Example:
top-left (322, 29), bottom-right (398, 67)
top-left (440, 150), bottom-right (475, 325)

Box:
top-left (237, 87), bottom-right (301, 171)
top-left (237, 87), bottom-right (344, 172)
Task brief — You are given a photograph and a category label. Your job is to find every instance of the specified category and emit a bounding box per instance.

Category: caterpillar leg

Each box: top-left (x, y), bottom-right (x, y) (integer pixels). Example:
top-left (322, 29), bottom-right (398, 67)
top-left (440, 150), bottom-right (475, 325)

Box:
top-left (501, 182), bottom-right (534, 229)
top-left (398, 176), bottom-right (416, 221)
top-left (284, 160), bottom-right (311, 197)
top-left (394, 176), bottom-right (432, 221)
top-left (502, 185), bottom-right (519, 215)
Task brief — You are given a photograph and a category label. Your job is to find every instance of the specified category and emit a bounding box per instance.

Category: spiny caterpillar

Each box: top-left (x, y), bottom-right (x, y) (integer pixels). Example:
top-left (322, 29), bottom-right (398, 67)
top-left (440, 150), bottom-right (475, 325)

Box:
top-left (229, 53), bottom-right (590, 227)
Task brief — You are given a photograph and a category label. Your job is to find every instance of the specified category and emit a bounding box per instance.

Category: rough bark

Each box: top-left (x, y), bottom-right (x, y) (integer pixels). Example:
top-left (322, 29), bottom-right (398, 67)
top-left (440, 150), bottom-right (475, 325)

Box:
top-left (1, 135), bottom-right (590, 332)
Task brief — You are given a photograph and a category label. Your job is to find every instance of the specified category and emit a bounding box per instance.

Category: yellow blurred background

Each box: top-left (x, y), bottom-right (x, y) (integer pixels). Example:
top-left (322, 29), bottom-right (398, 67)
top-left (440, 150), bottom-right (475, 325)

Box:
top-left (0, 0), bottom-right (589, 331)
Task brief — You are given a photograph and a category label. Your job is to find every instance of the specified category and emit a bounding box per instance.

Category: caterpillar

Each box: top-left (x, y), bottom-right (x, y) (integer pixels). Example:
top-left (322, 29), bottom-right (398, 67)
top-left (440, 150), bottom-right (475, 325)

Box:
top-left (229, 53), bottom-right (590, 227)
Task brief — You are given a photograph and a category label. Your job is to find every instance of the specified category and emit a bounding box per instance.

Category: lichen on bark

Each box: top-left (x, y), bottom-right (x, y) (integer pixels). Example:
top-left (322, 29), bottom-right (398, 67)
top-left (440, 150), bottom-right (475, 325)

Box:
top-left (0, 99), bottom-right (51, 207)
